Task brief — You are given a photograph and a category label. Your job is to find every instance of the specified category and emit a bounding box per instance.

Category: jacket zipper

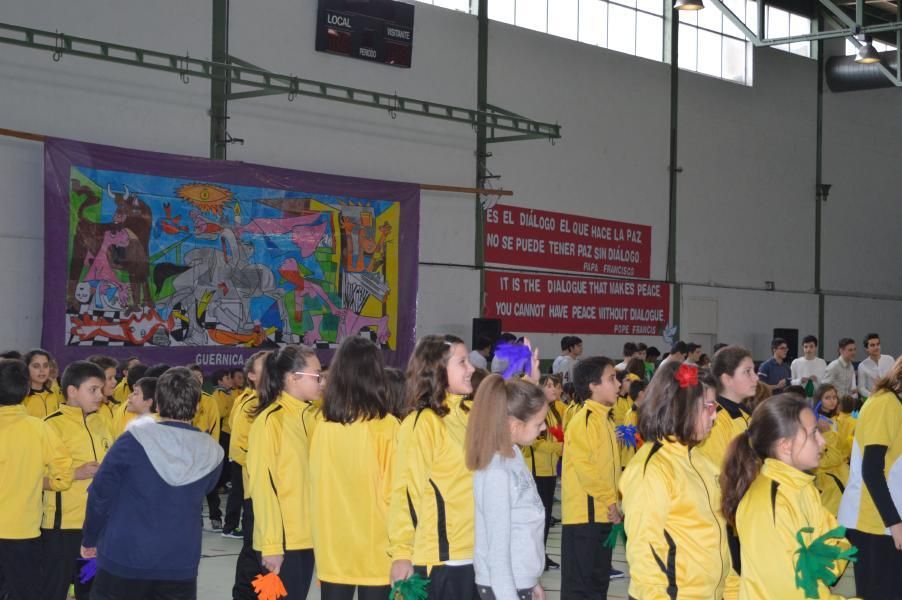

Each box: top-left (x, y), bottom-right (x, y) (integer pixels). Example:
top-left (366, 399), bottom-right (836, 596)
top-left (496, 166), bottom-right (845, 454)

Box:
top-left (688, 450), bottom-right (726, 592)
top-left (83, 413), bottom-right (98, 461)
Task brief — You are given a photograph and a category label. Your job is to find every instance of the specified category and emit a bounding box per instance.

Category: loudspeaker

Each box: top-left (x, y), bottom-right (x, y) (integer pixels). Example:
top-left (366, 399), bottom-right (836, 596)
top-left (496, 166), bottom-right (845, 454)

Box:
top-left (773, 328), bottom-right (799, 362)
top-left (472, 318), bottom-right (502, 350)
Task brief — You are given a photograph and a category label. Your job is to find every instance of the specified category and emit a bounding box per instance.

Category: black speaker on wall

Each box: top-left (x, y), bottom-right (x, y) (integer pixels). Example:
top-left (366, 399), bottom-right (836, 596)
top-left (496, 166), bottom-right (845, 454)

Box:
top-left (773, 328), bottom-right (799, 362)
top-left (472, 318), bottom-right (502, 350)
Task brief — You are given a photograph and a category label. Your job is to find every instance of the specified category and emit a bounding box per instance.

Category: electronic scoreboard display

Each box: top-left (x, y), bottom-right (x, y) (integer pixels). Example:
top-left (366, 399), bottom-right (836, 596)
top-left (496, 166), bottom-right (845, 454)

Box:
top-left (316, 0), bottom-right (415, 68)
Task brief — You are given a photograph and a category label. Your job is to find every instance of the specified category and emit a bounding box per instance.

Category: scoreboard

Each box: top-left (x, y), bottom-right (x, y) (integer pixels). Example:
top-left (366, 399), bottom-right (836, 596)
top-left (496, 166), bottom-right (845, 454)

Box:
top-left (316, 0), bottom-right (415, 68)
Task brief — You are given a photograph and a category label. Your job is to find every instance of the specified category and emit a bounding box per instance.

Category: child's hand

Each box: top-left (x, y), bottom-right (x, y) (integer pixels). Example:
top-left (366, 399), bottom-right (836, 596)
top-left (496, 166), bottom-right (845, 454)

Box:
top-left (390, 559), bottom-right (414, 584)
top-left (608, 503), bottom-right (623, 524)
top-left (532, 584), bottom-right (546, 600)
top-left (75, 462), bottom-right (100, 480)
top-left (522, 337), bottom-right (540, 384)
top-left (261, 554), bottom-right (284, 575)
top-left (80, 546), bottom-right (96, 559)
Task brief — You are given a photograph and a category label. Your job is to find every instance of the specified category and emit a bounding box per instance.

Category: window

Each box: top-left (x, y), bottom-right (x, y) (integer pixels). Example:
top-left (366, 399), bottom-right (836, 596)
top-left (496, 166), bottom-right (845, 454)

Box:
top-left (678, 1), bottom-right (752, 84)
top-left (765, 5), bottom-right (813, 58)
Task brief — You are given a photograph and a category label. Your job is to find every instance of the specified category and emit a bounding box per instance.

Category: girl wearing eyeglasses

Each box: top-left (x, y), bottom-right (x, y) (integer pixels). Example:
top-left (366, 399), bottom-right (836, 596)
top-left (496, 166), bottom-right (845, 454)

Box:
top-left (388, 334), bottom-right (477, 599)
top-left (620, 362), bottom-right (730, 599)
top-left (309, 337), bottom-right (400, 600)
top-left (246, 345), bottom-right (322, 599)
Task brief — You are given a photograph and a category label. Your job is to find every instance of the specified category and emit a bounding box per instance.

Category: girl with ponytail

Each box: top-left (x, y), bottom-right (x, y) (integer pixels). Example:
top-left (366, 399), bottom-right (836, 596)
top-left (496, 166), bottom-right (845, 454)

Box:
top-left (388, 334), bottom-right (477, 599)
top-left (466, 375), bottom-right (549, 600)
top-left (246, 345), bottom-right (322, 599)
top-left (721, 394), bottom-right (854, 599)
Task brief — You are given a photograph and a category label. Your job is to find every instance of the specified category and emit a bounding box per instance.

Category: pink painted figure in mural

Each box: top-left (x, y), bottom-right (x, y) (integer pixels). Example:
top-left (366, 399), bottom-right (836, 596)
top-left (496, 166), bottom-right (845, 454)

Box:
top-left (236, 212), bottom-right (327, 258)
top-left (83, 228), bottom-right (131, 308)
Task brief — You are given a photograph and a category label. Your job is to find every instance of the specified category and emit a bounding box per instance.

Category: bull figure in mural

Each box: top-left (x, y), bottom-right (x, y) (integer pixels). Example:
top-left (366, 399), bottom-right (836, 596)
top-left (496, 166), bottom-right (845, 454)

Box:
top-left (68, 181), bottom-right (153, 312)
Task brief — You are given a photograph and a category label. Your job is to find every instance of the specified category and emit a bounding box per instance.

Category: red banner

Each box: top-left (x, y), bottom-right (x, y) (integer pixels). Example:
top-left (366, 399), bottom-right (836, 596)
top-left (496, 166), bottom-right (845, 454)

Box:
top-left (483, 270), bottom-right (670, 336)
top-left (484, 204), bottom-right (652, 279)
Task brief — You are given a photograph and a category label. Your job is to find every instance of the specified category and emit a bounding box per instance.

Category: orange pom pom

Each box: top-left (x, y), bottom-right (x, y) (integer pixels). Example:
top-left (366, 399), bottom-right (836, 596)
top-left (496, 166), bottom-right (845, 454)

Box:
top-left (252, 572), bottom-right (288, 600)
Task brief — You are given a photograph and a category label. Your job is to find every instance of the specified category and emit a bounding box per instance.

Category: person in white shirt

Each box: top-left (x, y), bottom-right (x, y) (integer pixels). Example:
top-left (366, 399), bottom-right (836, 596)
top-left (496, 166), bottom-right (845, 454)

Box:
top-left (469, 335), bottom-right (493, 370)
top-left (790, 335), bottom-right (827, 387)
top-left (614, 342), bottom-right (638, 372)
top-left (684, 343), bottom-right (702, 365)
top-left (857, 332), bottom-right (894, 399)
top-left (552, 336), bottom-right (583, 385)
top-left (823, 337), bottom-right (858, 399)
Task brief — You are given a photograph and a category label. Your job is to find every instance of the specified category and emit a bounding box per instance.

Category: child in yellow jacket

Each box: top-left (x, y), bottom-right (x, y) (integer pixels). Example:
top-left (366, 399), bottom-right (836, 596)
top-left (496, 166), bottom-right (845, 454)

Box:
top-left (23, 349), bottom-right (64, 418)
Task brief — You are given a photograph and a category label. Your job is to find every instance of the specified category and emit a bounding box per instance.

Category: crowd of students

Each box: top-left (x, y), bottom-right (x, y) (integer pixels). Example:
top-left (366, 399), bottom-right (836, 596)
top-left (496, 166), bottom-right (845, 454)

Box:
top-left (0, 331), bottom-right (899, 600)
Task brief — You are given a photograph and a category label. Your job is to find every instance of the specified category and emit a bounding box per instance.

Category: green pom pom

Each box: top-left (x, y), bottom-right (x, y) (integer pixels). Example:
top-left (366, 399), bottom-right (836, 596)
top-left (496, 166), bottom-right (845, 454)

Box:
top-left (390, 573), bottom-right (430, 600)
top-left (793, 526), bottom-right (858, 599)
top-left (603, 522), bottom-right (626, 549)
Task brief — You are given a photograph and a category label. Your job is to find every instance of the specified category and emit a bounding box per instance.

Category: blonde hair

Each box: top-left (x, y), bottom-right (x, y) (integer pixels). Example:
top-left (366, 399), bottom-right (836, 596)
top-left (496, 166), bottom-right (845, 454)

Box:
top-left (465, 375), bottom-right (546, 471)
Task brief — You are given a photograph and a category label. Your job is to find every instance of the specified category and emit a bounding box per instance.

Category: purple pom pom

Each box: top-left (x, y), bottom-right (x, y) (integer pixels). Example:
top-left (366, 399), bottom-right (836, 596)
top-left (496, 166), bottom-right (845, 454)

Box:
top-left (494, 343), bottom-right (533, 379)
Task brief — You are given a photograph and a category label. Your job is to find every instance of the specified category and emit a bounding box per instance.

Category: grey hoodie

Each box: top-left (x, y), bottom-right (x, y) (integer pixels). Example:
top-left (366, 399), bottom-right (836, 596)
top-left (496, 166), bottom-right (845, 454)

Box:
top-left (128, 417), bottom-right (224, 486)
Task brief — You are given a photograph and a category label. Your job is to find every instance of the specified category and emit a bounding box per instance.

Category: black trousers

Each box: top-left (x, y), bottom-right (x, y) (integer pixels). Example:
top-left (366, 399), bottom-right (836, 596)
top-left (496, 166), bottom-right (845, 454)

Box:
top-left (231, 499), bottom-right (258, 600)
top-left (217, 432), bottom-right (231, 489)
top-left (534, 475), bottom-right (557, 545)
top-left (89, 569), bottom-right (196, 600)
top-left (0, 537), bottom-right (42, 600)
top-left (320, 582), bottom-right (391, 600)
top-left (223, 463), bottom-right (244, 532)
top-left (41, 529), bottom-right (91, 600)
top-left (477, 585), bottom-right (533, 600)
top-left (254, 549), bottom-right (314, 600)
top-left (846, 528), bottom-right (902, 600)
top-left (413, 564), bottom-right (476, 600)
top-left (561, 522), bottom-right (613, 599)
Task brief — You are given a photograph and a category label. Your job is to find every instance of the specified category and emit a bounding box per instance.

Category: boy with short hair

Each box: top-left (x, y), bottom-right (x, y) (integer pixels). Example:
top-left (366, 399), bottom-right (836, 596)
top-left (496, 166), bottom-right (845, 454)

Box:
top-left (127, 377), bottom-right (158, 420)
top-left (87, 355), bottom-right (121, 432)
top-left (81, 367), bottom-right (223, 599)
top-left (42, 361), bottom-right (113, 600)
top-left (561, 356), bottom-right (623, 598)
top-left (0, 359), bottom-right (72, 600)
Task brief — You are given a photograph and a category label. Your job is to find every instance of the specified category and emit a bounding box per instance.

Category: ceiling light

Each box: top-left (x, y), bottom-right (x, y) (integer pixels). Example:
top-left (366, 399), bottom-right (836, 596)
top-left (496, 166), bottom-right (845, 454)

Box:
top-left (674, 0), bottom-right (705, 10)
top-left (855, 37), bottom-right (881, 64)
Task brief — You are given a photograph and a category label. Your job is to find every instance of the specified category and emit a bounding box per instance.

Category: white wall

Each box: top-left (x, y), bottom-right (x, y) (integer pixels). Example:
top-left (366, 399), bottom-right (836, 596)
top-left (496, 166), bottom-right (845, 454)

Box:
top-left (3, 1), bottom-right (902, 361)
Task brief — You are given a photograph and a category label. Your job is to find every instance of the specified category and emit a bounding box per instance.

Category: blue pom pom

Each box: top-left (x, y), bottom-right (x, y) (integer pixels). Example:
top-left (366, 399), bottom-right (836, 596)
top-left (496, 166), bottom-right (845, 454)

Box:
top-left (616, 425), bottom-right (639, 449)
top-left (78, 557), bottom-right (97, 584)
top-left (493, 343), bottom-right (533, 379)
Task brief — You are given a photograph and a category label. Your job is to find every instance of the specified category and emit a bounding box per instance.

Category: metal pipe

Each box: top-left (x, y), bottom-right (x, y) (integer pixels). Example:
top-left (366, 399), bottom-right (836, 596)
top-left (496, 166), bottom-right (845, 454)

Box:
top-left (825, 51), bottom-right (900, 91)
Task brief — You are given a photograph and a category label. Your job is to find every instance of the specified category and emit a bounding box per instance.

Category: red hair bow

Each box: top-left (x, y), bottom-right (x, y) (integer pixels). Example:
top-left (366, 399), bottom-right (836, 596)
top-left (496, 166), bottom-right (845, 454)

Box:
top-left (675, 363), bottom-right (698, 388)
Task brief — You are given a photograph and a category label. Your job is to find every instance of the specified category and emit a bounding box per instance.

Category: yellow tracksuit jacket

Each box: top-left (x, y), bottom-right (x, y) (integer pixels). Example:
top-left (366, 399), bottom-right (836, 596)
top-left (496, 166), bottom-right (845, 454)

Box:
top-left (814, 410), bottom-right (852, 516)
top-left (110, 400), bottom-right (138, 438)
top-left (737, 459), bottom-right (852, 599)
top-left (696, 396), bottom-right (751, 470)
top-left (23, 386), bottom-right (63, 419)
top-left (388, 394), bottom-right (474, 566)
top-left (213, 387), bottom-right (235, 434)
top-left (42, 405), bottom-right (113, 530)
top-left (561, 401), bottom-right (621, 525)
top-left (0, 405), bottom-right (73, 539)
top-left (521, 406), bottom-right (564, 478)
top-left (95, 399), bottom-right (125, 435)
top-left (613, 395), bottom-right (632, 426)
top-left (228, 389), bottom-right (258, 499)
top-left (247, 392), bottom-right (319, 555)
top-left (310, 414), bottom-right (399, 585)
top-left (619, 404), bottom-right (640, 468)
top-left (562, 401), bottom-right (583, 433)
top-left (620, 439), bottom-right (731, 600)
top-left (111, 378), bottom-right (130, 405)
top-left (193, 392), bottom-right (221, 442)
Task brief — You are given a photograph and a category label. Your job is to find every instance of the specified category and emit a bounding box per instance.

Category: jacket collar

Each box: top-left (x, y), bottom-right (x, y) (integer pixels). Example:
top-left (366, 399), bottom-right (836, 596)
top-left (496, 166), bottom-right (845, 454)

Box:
top-left (0, 405), bottom-right (27, 416)
top-left (585, 400), bottom-right (613, 417)
top-left (277, 391), bottom-right (313, 415)
top-left (761, 458), bottom-right (814, 489)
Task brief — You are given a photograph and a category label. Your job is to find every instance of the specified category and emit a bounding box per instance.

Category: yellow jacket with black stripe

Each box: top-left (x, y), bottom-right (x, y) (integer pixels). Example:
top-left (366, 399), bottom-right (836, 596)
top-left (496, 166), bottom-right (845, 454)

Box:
top-left (813, 410), bottom-right (852, 515)
top-left (620, 439), bottom-right (731, 600)
top-left (0, 405), bottom-right (73, 539)
top-left (311, 413), bottom-right (399, 585)
top-left (95, 399), bottom-right (125, 435)
top-left (193, 392), bottom-right (220, 442)
top-left (613, 395), bottom-right (631, 426)
top-left (110, 400), bottom-right (138, 438)
top-left (23, 386), bottom-right (63, 419)
top-left (737, 459), bottom-right (852, 599)
top-left (213, 387), bottom-right (235, 434)
top-left (228, 389), bottom-right (258, 500)
top-left (521, 405), bottom-right (564, 478)
top-left (562, 401), bottom-right (621, 525)
top-left (247, 391), bottom-right (319, 555)
top-left (562, 400), bottom-right (582, 432)
top-left (111, 378), bottom-right (130, 405)
top-left (42, 405), bottom-right (113, 530)
top-left (619, 404), bottom-right (640, 468)
top-left (388, 394), bottom-right (474, 566)
top-left (696, 396), bottom-right (751, 471)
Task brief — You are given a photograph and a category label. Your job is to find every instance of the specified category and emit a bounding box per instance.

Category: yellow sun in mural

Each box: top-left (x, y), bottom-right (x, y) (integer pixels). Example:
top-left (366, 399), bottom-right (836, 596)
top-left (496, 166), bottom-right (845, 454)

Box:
top-left (176, 183), bottom-right (234, 215)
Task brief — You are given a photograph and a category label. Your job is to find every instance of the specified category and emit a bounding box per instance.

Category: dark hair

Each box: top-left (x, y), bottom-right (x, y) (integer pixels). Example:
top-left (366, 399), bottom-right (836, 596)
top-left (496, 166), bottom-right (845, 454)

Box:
top-left (645, 346), bottom-right (661, 360)
top-left (802, 335), bottom-right (818, 346)
top-left (213, 369), bottom-right (231, 386)
top-left (229, 367), bottom-right (244, 377)
top-left (712, 345), bottom-right (753, 392)
top-left (465, 375), bottom-right (547, 470)
top-left (784, 385), bottom-right (806, 398)
top-left (639, 362), bottom-right (716, 447)
top-left (686, 342), bottom-right (701, 353)
top-left (244, 351), bottom-right (270, 380)
top-left (863, 333), bottom-right (880, 347)
top-left (625, 357), bottom-right (645, 380)
top-left (117, 356), bottom-right (138, 376)
top-left (384, 367), bottom-right (408, 419)
top-left (712, 343), bottom-right (729, 354)
top-left (637, 343), bottom-right (648, 352)
top-left (813, 384), bottom-right (838, 417)
top-left (572, 356), bottom-right (615, 403)
top-left (623, 342), bottom-right (638, 357)
top-left (0, 359), bottom-right (29, 405)
top-left (143, 364), bottom-right (171, 379)
top-left (720, 394), bottom-right (811, 525)
top-left (156, 367), bottom-right (200, 421)
top-left (323, 337), bottom-right (387, 424)
top-left (1, 350), bottom-right (22, 360)
top-left (838, 337), bottom-right (855, 349)
top-left (497, 332), bottom-right (517, 346)
top-left (771, 338), bottom-right (787, 351)
top-left (539, 373), bottom-right (562, 388)
top-left (474, 335), bottom-right (494, 352)
top-left (560, 336), bottom-right (574, 352)
top-left (61, 361), bottom-right (107, 400)
top-left (839, 394), bottom-right (856, 414)
top-left (406, 334), bottom-right (466, 418)
top-left (86, 354), bottom-right (117, 372)
top-left (670, 341), bottom-right (688, 355)
top-left (469, 368), bottom-right (490, 397)
top-left (126, 364), bottom-right (148, 389)
top-left (628, 379), bottom-right (647, 401)
top-left (698, 354), bottom-right (711, 367)
top-left (23, 349), bottom-right (53, 388)
top-left (186, 363), bottom-right (203, 374)
top-left (255, 345), bottom-right (318, 416)
top-left (134, 377), bottom-right (158, 412)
